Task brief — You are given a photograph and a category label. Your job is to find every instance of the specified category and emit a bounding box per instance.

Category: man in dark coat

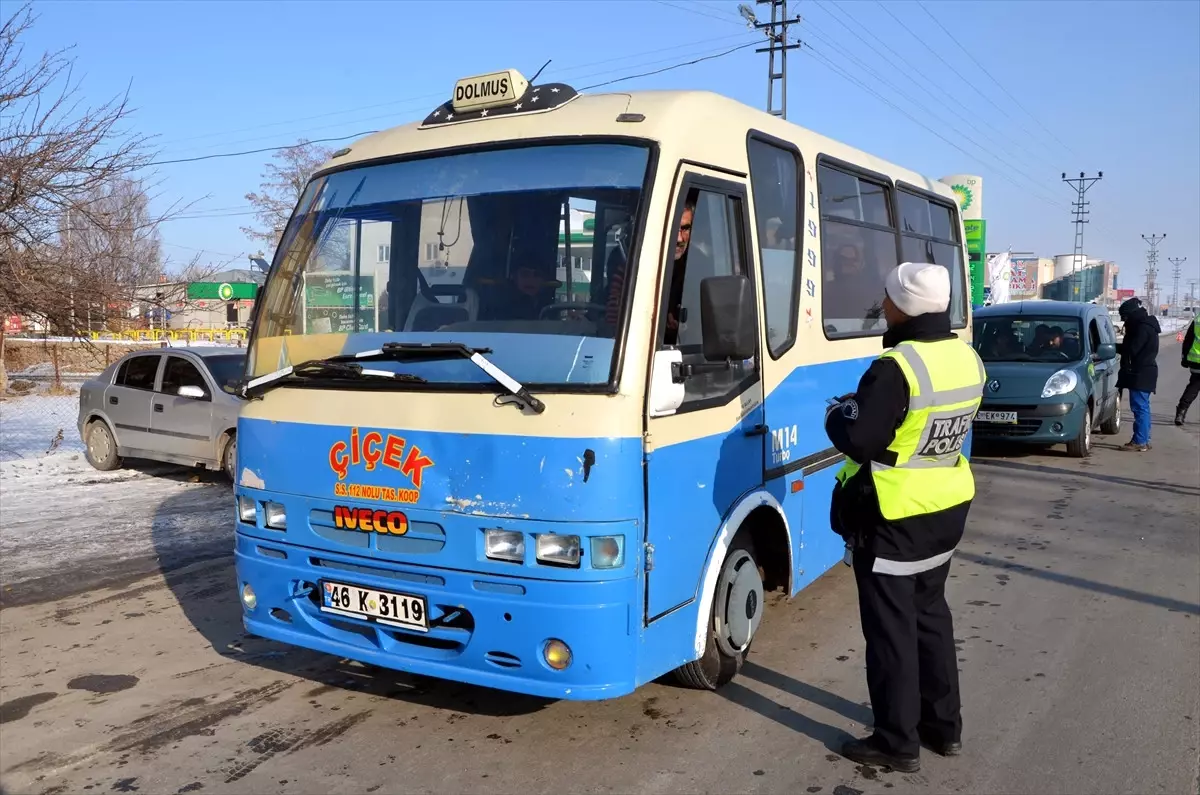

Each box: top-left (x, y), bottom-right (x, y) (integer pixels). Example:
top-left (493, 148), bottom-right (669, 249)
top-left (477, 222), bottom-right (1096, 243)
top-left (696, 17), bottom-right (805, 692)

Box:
top-left (1115, 297), bottom-right (1160, 451)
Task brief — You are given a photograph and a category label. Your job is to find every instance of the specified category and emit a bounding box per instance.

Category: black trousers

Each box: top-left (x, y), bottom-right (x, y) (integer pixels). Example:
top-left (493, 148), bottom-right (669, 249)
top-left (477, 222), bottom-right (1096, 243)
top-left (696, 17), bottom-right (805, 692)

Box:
top-left (1178, 371), bottom-right (1200, 416)
top-left (852, 553), bottom-right (962, 757)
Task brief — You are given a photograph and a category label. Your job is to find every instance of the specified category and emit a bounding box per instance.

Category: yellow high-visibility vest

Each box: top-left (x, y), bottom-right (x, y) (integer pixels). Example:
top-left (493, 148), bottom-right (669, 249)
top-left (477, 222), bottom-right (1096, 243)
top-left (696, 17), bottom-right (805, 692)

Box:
top-left (836, 337), bottom-right (986, 522)
top-left (1188, 316), bottom-right (1200, 365)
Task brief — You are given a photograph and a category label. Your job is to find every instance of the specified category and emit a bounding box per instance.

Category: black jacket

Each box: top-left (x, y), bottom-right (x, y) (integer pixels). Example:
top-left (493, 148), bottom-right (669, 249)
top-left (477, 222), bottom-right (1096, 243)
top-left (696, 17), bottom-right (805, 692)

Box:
top-left (1116, 307), bottom-right (1161, 393)
top-left (824, 311), bottom-right (972, 566)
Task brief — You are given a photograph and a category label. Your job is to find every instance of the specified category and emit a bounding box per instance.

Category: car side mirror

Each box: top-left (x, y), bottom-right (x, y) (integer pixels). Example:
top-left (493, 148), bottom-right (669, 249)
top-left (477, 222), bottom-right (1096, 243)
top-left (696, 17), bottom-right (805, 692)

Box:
top-left (178, 384), bottom-right (207, 399)
top-left (1095, 342), bottom-right (1116, 361)
top-left (700, 274), bottom-right (757, 362)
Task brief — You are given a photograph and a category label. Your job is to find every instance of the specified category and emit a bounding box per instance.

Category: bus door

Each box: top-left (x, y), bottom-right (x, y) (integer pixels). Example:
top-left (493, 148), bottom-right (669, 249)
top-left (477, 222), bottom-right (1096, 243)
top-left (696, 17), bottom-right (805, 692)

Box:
top-left (644, 169), bottom-right (766, 622)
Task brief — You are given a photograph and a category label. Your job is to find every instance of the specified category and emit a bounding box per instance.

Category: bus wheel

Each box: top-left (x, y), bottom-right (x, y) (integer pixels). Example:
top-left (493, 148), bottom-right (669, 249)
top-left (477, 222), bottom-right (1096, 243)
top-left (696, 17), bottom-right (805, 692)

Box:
top-left (673, 536), bottom-right (764, 690)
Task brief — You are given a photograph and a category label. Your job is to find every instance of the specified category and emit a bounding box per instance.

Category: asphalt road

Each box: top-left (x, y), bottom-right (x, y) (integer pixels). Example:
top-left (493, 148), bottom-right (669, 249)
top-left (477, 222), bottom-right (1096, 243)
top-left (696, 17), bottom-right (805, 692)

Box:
top-left (1, 342), bottom-right (1197, 795)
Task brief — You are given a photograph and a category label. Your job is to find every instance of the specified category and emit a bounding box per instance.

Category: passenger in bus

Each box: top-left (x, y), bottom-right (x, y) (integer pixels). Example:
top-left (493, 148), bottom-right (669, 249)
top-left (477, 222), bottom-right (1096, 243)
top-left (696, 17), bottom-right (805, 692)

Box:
top-left (826, 241), bottom-right (884, 328)
top-left (826, 262), bottom-right (983, 772)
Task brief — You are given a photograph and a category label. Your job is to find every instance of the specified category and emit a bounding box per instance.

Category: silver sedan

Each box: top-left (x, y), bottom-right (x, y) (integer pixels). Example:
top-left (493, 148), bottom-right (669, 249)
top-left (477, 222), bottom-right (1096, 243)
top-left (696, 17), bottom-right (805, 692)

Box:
top-left (77, 346), bottom-right (246, 478)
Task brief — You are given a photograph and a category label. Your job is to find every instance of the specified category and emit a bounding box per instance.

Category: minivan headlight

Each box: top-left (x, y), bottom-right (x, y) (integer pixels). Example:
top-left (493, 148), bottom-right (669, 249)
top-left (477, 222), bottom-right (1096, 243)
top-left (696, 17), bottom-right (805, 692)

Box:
top-left (1041, 369), bottom-right (1079, 398)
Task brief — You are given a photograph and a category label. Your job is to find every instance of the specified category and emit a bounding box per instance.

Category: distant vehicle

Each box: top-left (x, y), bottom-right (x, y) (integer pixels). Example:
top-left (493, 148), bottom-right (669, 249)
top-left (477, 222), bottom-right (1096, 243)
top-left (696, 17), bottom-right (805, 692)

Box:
top-left (971, 300), bottom-right (1120, 457)
top-left (77, 347), bottom-right (246, 477)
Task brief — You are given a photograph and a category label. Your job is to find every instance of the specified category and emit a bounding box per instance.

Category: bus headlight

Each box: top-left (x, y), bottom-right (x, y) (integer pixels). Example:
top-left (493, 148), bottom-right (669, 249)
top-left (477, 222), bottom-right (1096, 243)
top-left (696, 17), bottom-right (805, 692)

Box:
top-left (590, 535), bottom-right (625, 569)
top-left (237, 496), bottom-right (257, 524)
top-left (485, 529), bottom-right (525, 563)
top-left (263, 501), bottom-right (287, 530)
top-left (536, 534), bottom-right (581, 567)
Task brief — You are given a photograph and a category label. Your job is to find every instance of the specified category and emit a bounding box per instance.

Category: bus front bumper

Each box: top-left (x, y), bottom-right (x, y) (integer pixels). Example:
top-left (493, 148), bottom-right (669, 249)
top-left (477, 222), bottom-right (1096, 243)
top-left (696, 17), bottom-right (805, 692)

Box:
top-left (234, 534), bottom-right (640, 701)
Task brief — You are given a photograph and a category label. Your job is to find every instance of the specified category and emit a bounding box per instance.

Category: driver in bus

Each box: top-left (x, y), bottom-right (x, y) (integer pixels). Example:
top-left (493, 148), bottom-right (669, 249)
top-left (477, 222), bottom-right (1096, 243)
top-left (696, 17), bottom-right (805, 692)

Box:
top-left (504, 264), bottom-right (552, 321)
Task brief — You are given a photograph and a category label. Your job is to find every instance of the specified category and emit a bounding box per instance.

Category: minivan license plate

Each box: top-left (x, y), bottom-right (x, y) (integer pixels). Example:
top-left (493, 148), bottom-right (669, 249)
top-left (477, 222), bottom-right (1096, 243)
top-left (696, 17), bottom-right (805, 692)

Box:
top-left (320, 581), bottom-right (429, 631)
top-left (976, 411), bottom-right (1018, 424)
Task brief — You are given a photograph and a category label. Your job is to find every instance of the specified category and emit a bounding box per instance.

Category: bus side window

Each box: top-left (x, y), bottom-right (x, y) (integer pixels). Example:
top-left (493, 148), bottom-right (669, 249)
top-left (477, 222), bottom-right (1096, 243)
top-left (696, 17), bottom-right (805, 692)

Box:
top-left (897, 190), bottom-right (967, 329)
top-left (660, 186), bottom-right (759, 409)
top-left (818, 164), bottom-right (897, 337)
top-left (747, 137), bottom-right (801, 357)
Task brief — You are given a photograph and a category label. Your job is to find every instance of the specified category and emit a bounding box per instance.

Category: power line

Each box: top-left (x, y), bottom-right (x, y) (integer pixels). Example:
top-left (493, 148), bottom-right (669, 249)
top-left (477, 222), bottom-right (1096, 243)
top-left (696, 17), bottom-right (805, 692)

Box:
top-left (579, 41), bottom-right (758, 90)
top-left (914, 0), bottom-right (1077, 158)
top-left (153, 31), bottom-right (752, 153)
top-left (811, 0), bottom-right (1062, 175)
top-left (144, 132), bottom-right (379, 168)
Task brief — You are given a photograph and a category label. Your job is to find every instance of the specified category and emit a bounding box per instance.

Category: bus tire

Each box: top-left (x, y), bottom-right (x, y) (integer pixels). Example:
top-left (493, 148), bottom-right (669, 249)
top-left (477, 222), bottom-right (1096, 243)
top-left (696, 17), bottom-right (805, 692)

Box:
top-left (672, 534), bottom-right (764, 691)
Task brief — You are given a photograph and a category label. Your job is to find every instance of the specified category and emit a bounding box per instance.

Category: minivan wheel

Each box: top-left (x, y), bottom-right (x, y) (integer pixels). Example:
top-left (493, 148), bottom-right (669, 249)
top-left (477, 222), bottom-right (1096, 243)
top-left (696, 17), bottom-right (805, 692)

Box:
top-left (1100, 393), bottom-right (1121, 435)
top-left (1066, 406), bottom-right (1092, 458)
top-left (85, 420), bottom-right (122, 471)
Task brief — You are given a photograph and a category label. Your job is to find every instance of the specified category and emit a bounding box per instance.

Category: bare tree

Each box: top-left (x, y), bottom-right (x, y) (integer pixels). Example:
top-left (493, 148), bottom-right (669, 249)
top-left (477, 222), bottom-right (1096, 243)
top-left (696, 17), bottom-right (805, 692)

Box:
top-left (241, 140), bottom-right (333, 252)
top-left (0, 5), bottom-right (205, 390)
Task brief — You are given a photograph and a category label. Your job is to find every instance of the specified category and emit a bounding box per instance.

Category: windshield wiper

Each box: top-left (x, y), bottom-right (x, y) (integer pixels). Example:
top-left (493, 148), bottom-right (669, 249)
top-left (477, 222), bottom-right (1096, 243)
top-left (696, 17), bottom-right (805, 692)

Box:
top-left (242, 342), bottom-right (546, 413)
top-left (242, 359), bottom-right (427, 399)
top-left (350, 342), bottom-right (546, 414)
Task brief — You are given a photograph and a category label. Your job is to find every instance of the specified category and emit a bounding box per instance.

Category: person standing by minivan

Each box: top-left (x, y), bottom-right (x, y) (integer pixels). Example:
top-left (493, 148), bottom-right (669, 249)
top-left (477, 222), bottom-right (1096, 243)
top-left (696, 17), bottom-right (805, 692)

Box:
top-left (1116, 297), bottom-right (1160, 451)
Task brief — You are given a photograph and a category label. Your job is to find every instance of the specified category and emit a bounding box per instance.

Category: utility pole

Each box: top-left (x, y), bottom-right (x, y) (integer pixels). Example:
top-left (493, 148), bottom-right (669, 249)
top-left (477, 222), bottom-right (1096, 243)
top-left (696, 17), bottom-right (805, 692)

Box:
top-left (1168, 256), bottom-right (1187, 311)
top-left (739, 2), bottom-right (801, 119)
top-left (1188, 279), bottom-right (1199, 307)
top-left (1141, 233), bottom-right (1166, 309)
top-left (1061, 171), bottom-right (1101, 302)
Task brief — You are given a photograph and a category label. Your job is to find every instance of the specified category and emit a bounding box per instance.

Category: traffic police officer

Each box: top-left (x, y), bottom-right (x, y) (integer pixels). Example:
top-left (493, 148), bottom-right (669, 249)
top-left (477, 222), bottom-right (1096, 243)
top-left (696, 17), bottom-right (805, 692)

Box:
top-left (825, 262), bottom-right (986, 772)
top-left (1174, 311), bottom-right (1200, 425)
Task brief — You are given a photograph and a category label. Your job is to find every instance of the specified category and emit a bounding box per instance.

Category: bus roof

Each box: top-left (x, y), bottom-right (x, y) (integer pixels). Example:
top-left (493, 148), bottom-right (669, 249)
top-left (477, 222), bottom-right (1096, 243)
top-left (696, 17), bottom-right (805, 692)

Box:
top-left (317, 86), bottom-right (958, 204)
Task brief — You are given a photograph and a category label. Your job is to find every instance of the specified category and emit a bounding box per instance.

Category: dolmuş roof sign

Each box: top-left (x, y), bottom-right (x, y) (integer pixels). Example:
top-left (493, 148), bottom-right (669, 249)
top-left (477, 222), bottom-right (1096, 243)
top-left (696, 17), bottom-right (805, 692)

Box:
top-left (451, 69), bottom-right (528, 114)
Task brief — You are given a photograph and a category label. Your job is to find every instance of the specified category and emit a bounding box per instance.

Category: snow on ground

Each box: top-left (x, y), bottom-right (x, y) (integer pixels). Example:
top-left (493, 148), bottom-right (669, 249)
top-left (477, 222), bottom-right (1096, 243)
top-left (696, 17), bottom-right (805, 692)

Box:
top-left (0, 390), bottom-right (84, 462)
top-left (0, 452), bottom-right (233, 598)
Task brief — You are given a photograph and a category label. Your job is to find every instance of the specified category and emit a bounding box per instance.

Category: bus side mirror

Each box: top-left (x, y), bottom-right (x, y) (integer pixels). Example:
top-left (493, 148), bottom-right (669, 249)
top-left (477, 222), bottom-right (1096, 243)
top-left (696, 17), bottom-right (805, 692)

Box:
top-left (700, 275), bottom-right (756, 362)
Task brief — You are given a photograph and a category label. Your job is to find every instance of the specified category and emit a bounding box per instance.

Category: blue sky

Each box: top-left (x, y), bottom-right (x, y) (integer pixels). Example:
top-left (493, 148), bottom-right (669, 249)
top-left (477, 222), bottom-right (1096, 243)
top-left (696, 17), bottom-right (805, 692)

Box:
top-left (21, 0), bottom-right (1200, 296)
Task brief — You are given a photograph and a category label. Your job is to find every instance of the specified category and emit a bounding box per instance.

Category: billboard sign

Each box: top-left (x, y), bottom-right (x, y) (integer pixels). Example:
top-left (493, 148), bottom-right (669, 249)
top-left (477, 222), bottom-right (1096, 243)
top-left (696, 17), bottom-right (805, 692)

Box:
top-left (940, 174), bottom-right (983, 222)
top-left (1115, 288), bottom-right (1136, 301)
top-left (1009, 257), bottom-right (1040, 296)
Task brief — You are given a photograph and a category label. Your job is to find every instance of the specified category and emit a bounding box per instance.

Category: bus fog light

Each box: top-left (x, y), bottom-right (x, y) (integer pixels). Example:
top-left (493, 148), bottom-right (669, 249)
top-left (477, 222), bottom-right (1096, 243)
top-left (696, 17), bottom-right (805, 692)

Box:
top-left (536, 534), bottom-right (581, 567)
top-left (237, 496), bottom-right (257, 524)
top-left (264, 501), bottom-right (287, 530)
top-left (241, 583), bottom-right (257, 610)
top-left (543, 639), bottom-right (572, 670)
top-left (590, 535), bottom-right (625, 569)
top-left (485, 529), bottom-right (525, 563)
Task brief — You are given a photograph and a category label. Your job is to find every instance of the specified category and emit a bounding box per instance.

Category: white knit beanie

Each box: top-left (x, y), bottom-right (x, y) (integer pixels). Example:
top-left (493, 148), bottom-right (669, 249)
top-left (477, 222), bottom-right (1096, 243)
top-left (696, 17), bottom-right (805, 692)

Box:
top-left (885, 262), bottom-right (951, 317)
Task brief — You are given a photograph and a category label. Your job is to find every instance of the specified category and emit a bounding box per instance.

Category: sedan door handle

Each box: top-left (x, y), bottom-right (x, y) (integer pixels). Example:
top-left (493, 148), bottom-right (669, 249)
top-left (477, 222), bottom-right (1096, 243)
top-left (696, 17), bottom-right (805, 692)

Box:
top-left (109, 396), bottom-right (118, 405)
top-left (154, 404), bottom-right (164, 413)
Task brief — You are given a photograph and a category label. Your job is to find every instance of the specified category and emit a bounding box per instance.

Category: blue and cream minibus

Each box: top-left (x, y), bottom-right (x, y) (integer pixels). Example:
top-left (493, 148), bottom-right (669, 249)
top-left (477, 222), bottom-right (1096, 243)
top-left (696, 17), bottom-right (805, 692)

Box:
top-left (233, 68), bottom-right (973, 700)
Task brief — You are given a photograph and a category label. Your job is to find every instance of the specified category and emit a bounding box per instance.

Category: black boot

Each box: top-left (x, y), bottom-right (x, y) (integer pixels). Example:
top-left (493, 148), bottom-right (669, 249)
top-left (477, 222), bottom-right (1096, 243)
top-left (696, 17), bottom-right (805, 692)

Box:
top-left (1177, 407), bottom-right (1187, 426)
top-left (840, 735), bottom-right (921, 772)
top-left (919, 726), bottom-right (963, 757)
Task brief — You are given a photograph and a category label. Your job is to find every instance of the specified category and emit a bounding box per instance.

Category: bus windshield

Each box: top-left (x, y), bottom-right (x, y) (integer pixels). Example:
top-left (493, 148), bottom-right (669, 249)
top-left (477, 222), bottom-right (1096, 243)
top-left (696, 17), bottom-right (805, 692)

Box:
top-left (249, 142), bottom-right (652, 388)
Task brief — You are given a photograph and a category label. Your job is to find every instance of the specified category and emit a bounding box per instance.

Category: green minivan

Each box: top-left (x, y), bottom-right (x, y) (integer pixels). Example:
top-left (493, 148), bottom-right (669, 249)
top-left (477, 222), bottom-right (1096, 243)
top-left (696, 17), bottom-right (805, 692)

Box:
top-left (971, 300), bottom-right (1121, 457)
